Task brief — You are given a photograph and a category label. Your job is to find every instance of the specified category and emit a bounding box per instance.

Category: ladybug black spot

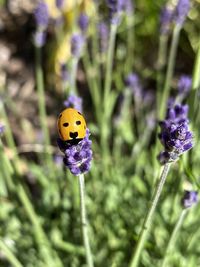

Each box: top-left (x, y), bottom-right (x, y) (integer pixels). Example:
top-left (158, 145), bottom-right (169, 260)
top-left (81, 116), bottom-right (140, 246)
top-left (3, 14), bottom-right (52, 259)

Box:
top-left (63, 123), bottom-right (69, 127)
top-left (76, 121), bottom-right (81, 125)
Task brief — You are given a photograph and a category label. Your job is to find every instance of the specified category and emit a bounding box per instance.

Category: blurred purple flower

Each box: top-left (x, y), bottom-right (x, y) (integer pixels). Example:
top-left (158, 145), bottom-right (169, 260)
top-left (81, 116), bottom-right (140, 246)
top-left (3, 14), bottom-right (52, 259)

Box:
top-left (78, 13), bottom-right (89, 32)
top-left (57, 129), bottom-right (92, 176)
top-left (56, 0), bottom-right (64, 9)
top-left (160, 6), bottom-right (174, 34)
top-left (178, 75), bottom-right (192, 95)
top-left (71, 34), bottom-right (85, 57)
top-left (158, 104), bottom-right (193, 163)
top-left (174, 0), bottom-right (190, 25)
top-left (106, 0), bottom-right (132, 24)
top-left (0, 124), bottom-right (5, 135)
top-left (125, 73), bottom-right (142, 100)
top-left (98, 22), bottom-right (109, 52)
top-left (54, 155), bottom-right (63, 167)
top-left (182, 190), bottom-right (198, 208)
top-left (64, 95), bottom-right (83, 113)
top-left (124, 0), bottom-right (134, 16)
top-left (33, 30), bottom-right (47, 47)
top-left (34, 1), bottom-right (49, 29)
top-left (60, 63), bottom-right (68, 82)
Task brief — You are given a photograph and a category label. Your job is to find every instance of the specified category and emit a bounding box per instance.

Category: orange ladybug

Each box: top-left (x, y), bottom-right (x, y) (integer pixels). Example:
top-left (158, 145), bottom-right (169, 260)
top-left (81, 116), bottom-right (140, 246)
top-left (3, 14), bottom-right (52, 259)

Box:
top-left (57, 108), bottom-right (86, 142)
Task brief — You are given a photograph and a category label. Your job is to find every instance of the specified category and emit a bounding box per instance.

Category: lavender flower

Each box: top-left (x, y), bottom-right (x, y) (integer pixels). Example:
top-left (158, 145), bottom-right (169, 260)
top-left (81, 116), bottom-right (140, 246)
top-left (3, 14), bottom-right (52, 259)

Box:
top-left (71, 34), bottom-right (85, 57)
top-left (60, 63), bottom-right (68, 83)
top-left (78, 13), bottom-right (89, 32)
top-left (174, 0), bottom-right (190, 26)
top-left (124, 0), bottom-right (134, 16)
top-left (160, 6), bottom-right (174, 35)
top-left (64, 95), bottom-right (83, 113)
top-left (57, 129), bottom-right (92, 176)
top-left (178, 75), bottom-right (192, 95)
top-left (182, 190), bottom-right (198, 208)
top-left (54, 155), bottom-right (63, 167)
top-left (56, 0), bottom-right (64, 9)
top-left (125, 73), bottom-right (142, 100)
top-left (158, 104), bottom-right (193, 163)
top-left (34, 1), bottom-right (49, 29)
top-left (98, 22), bottom-right (109, 52)
top-left (33, 30), bottom-right (47, 47)
top-left (0, 124), bottom-right (5, 135)
top-left (106, 0), bottom-right (131, 24)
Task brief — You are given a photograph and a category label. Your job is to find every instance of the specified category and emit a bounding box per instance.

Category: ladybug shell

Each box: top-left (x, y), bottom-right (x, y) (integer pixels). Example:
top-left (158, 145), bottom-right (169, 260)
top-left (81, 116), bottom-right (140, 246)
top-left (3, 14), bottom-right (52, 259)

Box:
top-left (57, 108), bottom-right (87, 141)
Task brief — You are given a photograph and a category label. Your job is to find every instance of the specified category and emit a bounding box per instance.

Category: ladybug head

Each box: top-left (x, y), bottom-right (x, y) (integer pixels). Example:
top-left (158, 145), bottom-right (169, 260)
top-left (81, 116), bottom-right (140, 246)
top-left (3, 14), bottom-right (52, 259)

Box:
top-left (57, 108), bottom-right (87, 142)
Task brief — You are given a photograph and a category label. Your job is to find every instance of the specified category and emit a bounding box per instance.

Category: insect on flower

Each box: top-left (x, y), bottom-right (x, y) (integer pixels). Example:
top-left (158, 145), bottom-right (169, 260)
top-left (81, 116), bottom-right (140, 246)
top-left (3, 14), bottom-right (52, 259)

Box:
top-left (57, 108), bottom-right (87, 144)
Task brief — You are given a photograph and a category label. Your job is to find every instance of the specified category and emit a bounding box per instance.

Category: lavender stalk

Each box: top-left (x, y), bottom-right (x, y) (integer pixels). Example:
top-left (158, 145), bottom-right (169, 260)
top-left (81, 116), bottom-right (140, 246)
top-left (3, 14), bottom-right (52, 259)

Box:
top-left (0, 240), bottom-right (23, 267)
top-left (162, 190), bottom-right (198, 267)
top-left (129, 163), bottom-right (171, 267)
top-left (78, 174), bottom-right (94, 267)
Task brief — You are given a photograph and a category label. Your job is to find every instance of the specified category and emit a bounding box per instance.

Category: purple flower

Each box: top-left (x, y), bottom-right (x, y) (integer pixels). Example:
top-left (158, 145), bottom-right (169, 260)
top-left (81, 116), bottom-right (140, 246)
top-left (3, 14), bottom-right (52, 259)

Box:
top-left (106, 0), bottom-right (132, 24)
top-left (182, 190), bottom-right (198, 208)
top-left (98, 22), bottom-right (109, 52)
top-left (174, 0), bottom-right (190, 26)
top-left (34, 1), bottom-right (49, 29)
top-left (78, 13), bottom-right (89, 32)
top-left (71, 34), bottom-right (85, 57)
top-left (64, 95), bottom-right (83, 113)
top-left (125, 73), bottom-right (142, 100)
top-left (124, 0), bottom-right (134, 16)
top-left (60, 63), bottom-right (68, 82)
top-left (33, 30), bottom-right (47, 47)
top-left (158, 104), bottom-right (193, 163)
top-left (54, 155), bottom-right (63, 167)
top-left (0, 124), bottom-right (5, 135)
top-left (56, 0), bottom-right (64, 9)
top-left (178, 75), bottom-right (192, 95)
top-left (160, 6), bottom-right (174, 35)
top-left (57, 129), bottom-right (92, 176)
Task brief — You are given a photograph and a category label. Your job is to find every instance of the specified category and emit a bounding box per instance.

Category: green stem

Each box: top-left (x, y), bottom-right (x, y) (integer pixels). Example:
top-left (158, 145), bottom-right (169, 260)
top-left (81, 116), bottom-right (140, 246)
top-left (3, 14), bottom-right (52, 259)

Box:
top-left (70, 57), bottom-right (78, 95)
top-left (0, 239), bottom-right (23, 267)
top-left (17, 184), bottom-right (63, 267)
top-left (103, 23), bottom-right (117, 113)
top-left (125, 15), bottom-right (134, 72)
top-left (101, 23), bottom-right (118, 160)
top-left (129, 163), bottom-right (171, 267)
top-left (35, 46), bottom-right (51, 162)
top-left (161, 209), bottom-right (188, 267)
top-left (192, 37), bottom-right (200, 128)
top-left (156, 34), bottom-right (169, 116)
top-left (159, 24), bottom-right (181, 118)
top-left (78, 174), bottom-right (94, 267)
top-left (192, 38), bottom-right (200, 90)
top-left (0, 101), bottom-right (18, 157)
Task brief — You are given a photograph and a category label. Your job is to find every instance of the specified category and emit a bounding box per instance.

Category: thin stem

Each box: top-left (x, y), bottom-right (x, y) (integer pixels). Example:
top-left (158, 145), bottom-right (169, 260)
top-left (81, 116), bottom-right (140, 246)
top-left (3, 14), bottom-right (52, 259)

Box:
top-left (129, 163), bottom-right (171, 267)
top-left (17, 184), bottom-right (63, 267)
top-left (103, 23), bottom-right (117, 113)
top-left (35, 46), bottom-right (51, 163)
top-left (101, 23), bottom-right (118, 161)
top-left (125, 15), bottom-right (134, 72)
top-left (156, 34), bottom-right (168, 116)
top-left (192, 38), bottom-right (200, 128)
top-left (192, 38), bottom-right (200, 91)
top-left (78, 174), bottom-right (94, 267)
top-left (70, 57), bottom-right (78, 95)
top-left (161, 209), bottom-right (188, 267)
top-left (159, 24), bottom-right (181, 118)
top-left (0, 239), bottom-right (23, 267)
